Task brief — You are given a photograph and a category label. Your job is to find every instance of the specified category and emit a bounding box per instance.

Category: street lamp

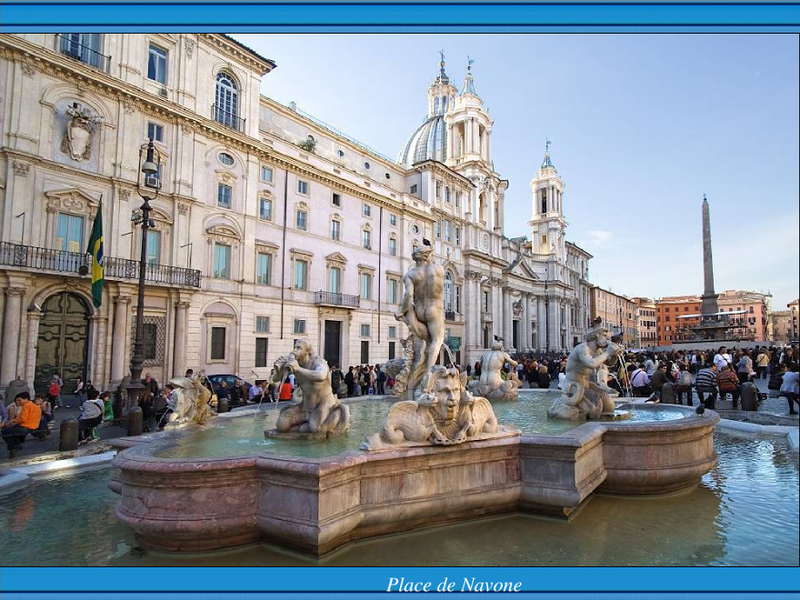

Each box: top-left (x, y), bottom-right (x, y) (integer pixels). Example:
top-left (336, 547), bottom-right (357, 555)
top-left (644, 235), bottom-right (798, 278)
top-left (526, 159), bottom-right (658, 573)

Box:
top-left (126, 138), bottom-right (161, 413)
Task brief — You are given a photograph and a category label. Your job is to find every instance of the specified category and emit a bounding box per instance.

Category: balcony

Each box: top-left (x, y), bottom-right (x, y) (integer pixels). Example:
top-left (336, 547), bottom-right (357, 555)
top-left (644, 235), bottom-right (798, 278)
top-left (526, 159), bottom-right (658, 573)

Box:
top-left (314, 291), bottom-right (360, 309)
top-left (212, 104), bottom-right (246, 132)
top-left (0, 242), bottom-right (201, 289)
top-left (56, 35), bottom-right (111, 72)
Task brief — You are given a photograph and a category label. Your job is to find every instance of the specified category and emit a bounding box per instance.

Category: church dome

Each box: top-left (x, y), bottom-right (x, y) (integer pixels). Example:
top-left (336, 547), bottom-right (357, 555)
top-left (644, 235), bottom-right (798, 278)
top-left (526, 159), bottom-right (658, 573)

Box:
top-left (397, 115), bottom-right (447, 168)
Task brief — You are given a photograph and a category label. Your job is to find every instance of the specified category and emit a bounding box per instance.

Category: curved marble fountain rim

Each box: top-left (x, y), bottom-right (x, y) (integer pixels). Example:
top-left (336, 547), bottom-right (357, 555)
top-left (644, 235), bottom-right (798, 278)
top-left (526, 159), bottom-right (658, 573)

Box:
top-left (112, 402), bottom-right (713, 467)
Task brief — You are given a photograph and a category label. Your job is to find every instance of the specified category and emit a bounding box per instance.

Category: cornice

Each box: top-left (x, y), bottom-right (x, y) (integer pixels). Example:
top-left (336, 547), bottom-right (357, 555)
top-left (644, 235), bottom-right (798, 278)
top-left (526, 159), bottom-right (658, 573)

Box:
top-left (203, 34), bottom-right (276, 76)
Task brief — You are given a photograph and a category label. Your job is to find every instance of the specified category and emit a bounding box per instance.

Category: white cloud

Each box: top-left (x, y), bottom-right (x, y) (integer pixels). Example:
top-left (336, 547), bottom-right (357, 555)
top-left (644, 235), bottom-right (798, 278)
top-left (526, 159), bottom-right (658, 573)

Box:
top-left (586, 230), bottom-right (613, 247)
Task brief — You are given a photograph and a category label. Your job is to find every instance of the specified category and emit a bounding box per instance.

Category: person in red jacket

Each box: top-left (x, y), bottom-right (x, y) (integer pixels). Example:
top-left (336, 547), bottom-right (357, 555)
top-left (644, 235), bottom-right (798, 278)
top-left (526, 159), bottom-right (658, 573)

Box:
top-left (717, 365), bottom-right (741, 409)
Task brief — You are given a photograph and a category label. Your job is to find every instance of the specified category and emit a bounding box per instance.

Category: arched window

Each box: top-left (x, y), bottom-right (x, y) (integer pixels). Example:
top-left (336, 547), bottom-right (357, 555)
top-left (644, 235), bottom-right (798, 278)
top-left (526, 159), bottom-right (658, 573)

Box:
top-left (444, 271), bottom-right (453, 311)
top-left (215, 72), bottom-right (239, 129)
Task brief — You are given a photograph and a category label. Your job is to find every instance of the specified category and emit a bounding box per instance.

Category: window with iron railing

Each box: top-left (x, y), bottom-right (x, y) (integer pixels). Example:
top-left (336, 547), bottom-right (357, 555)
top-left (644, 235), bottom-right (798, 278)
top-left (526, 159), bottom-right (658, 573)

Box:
top-left (57, 34), bottom-right (110, 71)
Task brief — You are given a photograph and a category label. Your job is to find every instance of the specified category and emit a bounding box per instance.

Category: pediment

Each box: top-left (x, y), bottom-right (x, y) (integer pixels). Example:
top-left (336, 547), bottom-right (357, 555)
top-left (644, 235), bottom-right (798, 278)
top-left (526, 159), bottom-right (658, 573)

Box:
top-left (207, 225), bottom-right (239, 238)
top-left (45, 188), bottom-right (101, 216)
top-left (326, 252), bottom-right (348, 265)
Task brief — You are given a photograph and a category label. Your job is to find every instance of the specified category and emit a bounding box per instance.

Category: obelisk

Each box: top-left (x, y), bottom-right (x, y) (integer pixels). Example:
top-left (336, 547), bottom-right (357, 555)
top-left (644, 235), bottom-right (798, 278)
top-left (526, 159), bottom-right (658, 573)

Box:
top-left (700, 194), bottom-right (719, 319)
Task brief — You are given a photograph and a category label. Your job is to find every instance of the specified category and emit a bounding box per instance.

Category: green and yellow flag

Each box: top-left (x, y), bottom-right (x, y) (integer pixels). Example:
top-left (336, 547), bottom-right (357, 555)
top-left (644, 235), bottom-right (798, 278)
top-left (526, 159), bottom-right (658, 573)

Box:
top-left (87, 198), bottom-right (104, 308)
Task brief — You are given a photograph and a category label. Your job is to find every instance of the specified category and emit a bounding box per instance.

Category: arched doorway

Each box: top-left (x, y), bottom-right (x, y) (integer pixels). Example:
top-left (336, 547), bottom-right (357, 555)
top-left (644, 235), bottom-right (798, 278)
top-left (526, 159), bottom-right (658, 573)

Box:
top-left (35, 292), bottom-right (90, 394)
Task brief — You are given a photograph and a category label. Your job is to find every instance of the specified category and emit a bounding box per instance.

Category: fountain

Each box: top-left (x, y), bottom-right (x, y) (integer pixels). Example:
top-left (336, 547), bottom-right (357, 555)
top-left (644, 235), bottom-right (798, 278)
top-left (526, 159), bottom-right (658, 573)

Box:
top-left (467, 340), bottom-right (521, 402)
top-left (547, 323), bottom-right (630, 421)
top-left (109, 243), bottom-right (720, 556)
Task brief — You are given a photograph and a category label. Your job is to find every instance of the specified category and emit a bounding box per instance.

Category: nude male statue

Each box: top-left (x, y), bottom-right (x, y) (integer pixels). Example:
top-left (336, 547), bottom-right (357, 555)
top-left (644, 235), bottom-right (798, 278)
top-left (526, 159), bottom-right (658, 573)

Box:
top-left (272, 339), bottom-right (350, 435)
top-left (547, 325), bottom-right (622, 420)
top-left (394, 241), bottom-right (445, 393)
top-left (479, 341), bottom-right (518, 390)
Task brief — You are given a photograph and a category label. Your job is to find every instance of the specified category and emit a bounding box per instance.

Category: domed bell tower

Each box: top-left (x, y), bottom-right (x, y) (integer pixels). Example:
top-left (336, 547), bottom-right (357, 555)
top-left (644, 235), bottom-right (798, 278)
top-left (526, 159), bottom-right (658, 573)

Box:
top-left (529, 140), bottom-right (567, 259)
top-left (428, 51), bottom-right (456, 118)
top-left (445, 58), bottom-right (493, 169)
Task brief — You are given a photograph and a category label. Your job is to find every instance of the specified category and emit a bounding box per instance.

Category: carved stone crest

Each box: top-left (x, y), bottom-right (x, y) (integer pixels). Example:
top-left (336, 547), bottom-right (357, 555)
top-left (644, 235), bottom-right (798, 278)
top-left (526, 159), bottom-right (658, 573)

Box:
top-left (60, 102), bottom-right (101, 161)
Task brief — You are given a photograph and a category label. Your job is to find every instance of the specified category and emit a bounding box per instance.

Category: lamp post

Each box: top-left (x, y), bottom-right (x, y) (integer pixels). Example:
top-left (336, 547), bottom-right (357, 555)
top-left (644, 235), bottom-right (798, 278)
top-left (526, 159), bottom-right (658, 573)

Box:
top-left (126, 138), bottom-right (161, 411)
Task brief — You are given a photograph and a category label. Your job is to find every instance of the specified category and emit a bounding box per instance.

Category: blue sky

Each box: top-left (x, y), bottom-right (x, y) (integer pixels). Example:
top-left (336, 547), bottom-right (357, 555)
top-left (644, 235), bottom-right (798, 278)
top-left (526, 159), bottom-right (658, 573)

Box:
top-left (234, 34), bottom-right (799, 309)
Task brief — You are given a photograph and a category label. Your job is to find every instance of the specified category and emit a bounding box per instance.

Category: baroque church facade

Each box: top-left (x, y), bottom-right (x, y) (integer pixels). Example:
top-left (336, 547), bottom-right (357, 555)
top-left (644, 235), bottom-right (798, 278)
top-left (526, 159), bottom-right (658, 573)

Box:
top-left (0, 33), bottom-right (592, 395)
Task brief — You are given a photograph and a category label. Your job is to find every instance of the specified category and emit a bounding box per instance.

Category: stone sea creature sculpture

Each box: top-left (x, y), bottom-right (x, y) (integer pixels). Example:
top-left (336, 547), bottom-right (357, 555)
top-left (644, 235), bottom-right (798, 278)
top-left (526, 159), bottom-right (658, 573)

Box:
top-left (467, 339), bottom-right (520, 402)
top-left (547, 324), bottom-right (622, 421)
top-left (164, 371), bottom-right (214, 429)
top-left (361, 366), bottom-right (499, 450)
top-left (267, 339), bottom-right (350, 438)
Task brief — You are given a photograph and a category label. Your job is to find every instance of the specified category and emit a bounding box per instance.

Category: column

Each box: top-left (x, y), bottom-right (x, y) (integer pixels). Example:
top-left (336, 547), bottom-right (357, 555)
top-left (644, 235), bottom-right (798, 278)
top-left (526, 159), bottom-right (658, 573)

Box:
top-left (503, 288), bottom-right (513, 350)
top-left (173, 301), bottom-right (190, 377)
top-left (24, 308), bottom-right (41, 390)
top-left (1, 287), bottom-right (25, 388)
top-left (110, 296), bottom-right (131, 385)
top-left (548, 299), bottom-right (559, 352)
top-left (90, 315), bottom-right (108, 388)
top-left (523, 294), bottom-right (531, 352)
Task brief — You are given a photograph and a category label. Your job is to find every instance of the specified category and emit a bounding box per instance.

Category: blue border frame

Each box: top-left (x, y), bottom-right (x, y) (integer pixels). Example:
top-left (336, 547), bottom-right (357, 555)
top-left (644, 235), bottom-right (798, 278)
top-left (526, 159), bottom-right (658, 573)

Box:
top-left (1, 567), bottom-right (799, 592)
top-left (0, 2), bottom-right (799, 597)
top-left (1, 2), bottom-right (799, 32)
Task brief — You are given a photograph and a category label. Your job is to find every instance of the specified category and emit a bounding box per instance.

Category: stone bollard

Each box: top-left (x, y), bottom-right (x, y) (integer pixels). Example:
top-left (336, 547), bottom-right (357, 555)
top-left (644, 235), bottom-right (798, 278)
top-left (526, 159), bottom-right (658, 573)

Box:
top-left (217, 398), bottom-right (230, 413)
top-left (660, 382), bottom-right (676, 404)
top-left (59, 418), bottom-right (79, 451)
top-left (740, 381), bottom-right (758, 412)
top-left (127, 406), bottom-right (143, 436)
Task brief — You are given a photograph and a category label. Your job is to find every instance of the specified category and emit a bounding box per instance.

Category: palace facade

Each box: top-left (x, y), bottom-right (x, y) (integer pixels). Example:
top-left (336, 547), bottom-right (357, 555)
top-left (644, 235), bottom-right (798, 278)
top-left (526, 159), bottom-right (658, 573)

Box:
top-left (0, 34), bottom-right (592, 395)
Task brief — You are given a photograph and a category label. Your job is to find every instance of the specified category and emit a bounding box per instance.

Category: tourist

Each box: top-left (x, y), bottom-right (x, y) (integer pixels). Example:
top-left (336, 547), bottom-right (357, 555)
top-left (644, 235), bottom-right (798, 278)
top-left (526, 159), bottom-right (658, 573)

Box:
top-left (768, 362), bottom-right (788, 398)
top-left (48, 374), bottom-right (63, 408)
top-left (185, 368), bottom-right (194, 378)
top-left (140, 373), bottom-right (158, 431)
top-left (359, 367), bottom-right (369, 396)
top-left (330, 365), bottom-right (342, 397)
top-left (216, 381), bottom-right (231, 403)
top-left (248, 381), bottom-right (261, 403)
top-left (650, 364), bottom-right (669, 397)
top-left (644, 355), bottom-right (657, 377)
top-left (74, 376), bottom-right (87, 406)
top-left (737, 350), bottom-right (754, 385)
top-left (238, 380), bottom-right (252, 405)
top-left (473, 361), bottom-right (482, 378)
top-left (713, 346), bottom-right (731, 371)
top-left (376, 365), bottom-right (386, 395)
top-left (100, 391), bottom-right (114, 425)
top-left (344, 366), bottom-right (355, 397)
top-left (756, 349), bottom-right (771, 380)
top-left (279, 378), bottom-right (293, 402)
top-left (780, 364), bottom-right (799, 415)
top-left (630, 365), bottom-right (651, 397)
top-left (2, 392), bottom-right (41, 459)
top-left (0, 396), bottom-right (7, 428)
top-left (158, 383), bottom-right (177, 429)
top-left (537, 365), bottom-right (550, 389)
top-left (695, 363), bottom-right (719, 409)
top-left (675, 363), bottom-right (693, 405)
top-left (31, 395), bottom-right (51, 440)
top-left (718, 365), bottom-right (741, 409)
top-left (78, 389), bottom-right (104, 444)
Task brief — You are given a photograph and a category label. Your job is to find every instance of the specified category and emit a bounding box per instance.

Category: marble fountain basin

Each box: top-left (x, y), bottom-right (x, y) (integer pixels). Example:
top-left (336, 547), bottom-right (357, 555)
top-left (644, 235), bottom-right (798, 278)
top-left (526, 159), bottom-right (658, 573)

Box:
top-left (109, 397), bottom-right (719, 555)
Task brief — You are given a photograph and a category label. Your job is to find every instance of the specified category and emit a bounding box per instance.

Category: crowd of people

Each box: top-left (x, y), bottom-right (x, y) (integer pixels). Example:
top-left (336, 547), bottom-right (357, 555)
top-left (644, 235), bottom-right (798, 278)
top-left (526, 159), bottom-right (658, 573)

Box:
top-left (3, 343), bottom-right (798, 459)
top-left (595, 344), bottom-right (799, 413)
